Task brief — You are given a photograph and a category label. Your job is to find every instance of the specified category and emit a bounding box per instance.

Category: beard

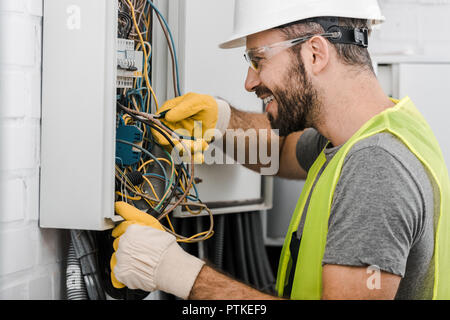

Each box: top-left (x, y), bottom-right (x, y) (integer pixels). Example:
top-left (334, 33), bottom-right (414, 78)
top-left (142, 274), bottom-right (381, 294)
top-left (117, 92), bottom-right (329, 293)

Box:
top-left (264, 53), bottom-right (322, 137)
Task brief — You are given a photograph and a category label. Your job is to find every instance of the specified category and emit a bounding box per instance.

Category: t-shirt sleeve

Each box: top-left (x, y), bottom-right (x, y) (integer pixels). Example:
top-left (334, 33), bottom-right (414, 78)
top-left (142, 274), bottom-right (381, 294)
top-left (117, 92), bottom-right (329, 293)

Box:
top-left (322, 146), bottom-right (425, 277)
top-left (296, 128), bottom-right (329, 172)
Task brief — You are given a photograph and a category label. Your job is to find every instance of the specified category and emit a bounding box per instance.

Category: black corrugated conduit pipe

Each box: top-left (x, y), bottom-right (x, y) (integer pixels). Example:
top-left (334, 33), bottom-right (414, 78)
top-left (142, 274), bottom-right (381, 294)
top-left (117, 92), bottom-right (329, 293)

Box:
top-left (224, 216), bottom-right (236, 276)
top-left (66, 240), bottom-right (88, 300)
top-left (255, 212), bottom-right (276, 291)
top-left (70, 230), bottom-right (106, 300)
top-left (213, 215), bottom-right (225, 269)
top-left (247, 212), bottom-right (268, 289)
top-left (250, 211), bottom-right (276, 293)
top-left (242, 212), bottom-right (261, 289)
top-left (234, 213), bottom-right (249, 284)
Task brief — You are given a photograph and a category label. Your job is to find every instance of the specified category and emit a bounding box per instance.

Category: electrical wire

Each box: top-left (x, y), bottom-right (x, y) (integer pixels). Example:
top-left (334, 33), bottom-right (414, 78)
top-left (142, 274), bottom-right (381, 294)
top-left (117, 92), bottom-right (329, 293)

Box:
top-left (116, 138), bottom-right (171, 190)
top-left (146, 0), bottom-right (181, 97)
top-left (75, 0), bottom-right (214, 301)
top-left (118, 12), bottom-right (132, 38)
top-left (115, 0), bottom-right (212, 245)
top-left (116, 103), bottom-right (213, 242)
top-left (125, 0), bottom-right (159, 111)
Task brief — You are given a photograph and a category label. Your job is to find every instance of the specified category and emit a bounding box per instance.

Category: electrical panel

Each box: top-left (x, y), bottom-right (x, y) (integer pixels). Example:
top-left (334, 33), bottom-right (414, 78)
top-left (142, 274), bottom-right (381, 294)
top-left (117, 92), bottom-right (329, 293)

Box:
top-left (40, 0), bottom-right (273, 231)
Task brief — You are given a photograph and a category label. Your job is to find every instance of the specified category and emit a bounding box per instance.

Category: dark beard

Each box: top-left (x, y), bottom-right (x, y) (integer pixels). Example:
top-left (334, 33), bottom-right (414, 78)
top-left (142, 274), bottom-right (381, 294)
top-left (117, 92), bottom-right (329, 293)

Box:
top-left (267, 54), bottom-right (321, 137)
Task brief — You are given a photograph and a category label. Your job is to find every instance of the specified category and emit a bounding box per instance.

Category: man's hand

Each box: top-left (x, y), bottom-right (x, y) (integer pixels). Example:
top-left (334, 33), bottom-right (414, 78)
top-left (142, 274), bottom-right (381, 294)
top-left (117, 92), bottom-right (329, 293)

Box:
top-left (110, 201), bottom-right (205, 299)
top-left (152, 92), bottom-right (231, 153)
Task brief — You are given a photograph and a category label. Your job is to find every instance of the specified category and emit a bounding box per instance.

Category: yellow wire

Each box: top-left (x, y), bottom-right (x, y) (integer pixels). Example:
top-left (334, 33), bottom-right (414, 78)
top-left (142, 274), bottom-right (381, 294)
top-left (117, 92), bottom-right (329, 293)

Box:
top-left (115, 164), bottom-right (156, 208)
top-left (115, 191), bottom-right (141, 201)
top-left (129, 41), bottom-right (150, 138)
top-left (123, 114), bottom-right (133, 125)
top-left (137, 155), bottom-right (175, 210)
top-left (139, 157), bottom-right (197, 210)
top-left (138, 158), bottom-right (173, 172)
top-left (165, 215), bottom-right (176, 233)
top-left (130, 95), bottom-right (147, 136)
top-left (146, 8), bottom-right (152, 42)
top-left (136, 41), bottom-right (152, 59)
top-left (142, 175), bottom-right (159, 200)
top-left (183, 204), bottom-right (203, 215)
top-left (126, 0), bottom-right (159, 112)
top-left (116, 6), bottom-right (211, 240)
top-left (177, 231), bottom-right (214, 243)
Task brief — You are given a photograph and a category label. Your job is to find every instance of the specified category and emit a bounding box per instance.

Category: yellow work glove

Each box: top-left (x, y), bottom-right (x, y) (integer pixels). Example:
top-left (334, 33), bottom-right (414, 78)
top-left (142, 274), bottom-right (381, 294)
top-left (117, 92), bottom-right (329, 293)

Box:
top-left (110, 201), bottom-right (205, 299)
top-left (152, 92), bottom-right (231, 163)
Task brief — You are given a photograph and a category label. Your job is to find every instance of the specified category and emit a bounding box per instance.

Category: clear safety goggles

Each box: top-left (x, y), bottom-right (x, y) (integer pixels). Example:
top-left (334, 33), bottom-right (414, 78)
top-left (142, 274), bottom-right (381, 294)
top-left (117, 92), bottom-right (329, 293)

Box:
top-left (244, 32), bottom-right (341, 72)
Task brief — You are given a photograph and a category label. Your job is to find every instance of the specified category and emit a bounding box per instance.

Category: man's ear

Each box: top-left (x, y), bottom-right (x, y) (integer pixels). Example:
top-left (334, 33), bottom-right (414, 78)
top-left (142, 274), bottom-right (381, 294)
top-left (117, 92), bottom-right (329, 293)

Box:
top-left (306, 35), bottom-right (330, 75)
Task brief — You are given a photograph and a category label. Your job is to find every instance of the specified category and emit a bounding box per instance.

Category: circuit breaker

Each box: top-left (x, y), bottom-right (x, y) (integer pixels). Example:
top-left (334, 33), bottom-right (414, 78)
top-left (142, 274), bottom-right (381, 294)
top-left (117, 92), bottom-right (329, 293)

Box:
top-left (116, 39), bottom-right (143, 88)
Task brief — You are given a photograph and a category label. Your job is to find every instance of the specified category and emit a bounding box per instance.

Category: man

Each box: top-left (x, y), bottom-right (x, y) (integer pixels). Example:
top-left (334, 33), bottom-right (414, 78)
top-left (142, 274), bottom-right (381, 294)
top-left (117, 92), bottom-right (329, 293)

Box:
top-left (110, 0), bottom-right (450, 300)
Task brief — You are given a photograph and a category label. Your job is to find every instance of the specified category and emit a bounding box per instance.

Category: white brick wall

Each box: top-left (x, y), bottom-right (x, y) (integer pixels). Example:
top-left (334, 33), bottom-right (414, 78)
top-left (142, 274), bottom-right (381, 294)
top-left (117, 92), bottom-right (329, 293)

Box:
top-left (0, 0), bottom-right (68, 299)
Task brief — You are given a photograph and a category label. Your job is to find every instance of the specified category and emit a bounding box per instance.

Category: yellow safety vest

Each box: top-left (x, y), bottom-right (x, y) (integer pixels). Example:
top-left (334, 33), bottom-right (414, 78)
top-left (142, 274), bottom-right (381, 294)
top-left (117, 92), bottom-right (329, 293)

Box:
top-left (276, 97), bottom-right (450, 300)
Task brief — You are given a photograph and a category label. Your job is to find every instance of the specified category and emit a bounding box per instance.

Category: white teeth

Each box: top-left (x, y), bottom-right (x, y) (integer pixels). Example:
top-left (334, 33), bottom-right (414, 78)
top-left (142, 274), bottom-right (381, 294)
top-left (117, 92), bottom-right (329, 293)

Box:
top-left (263, 95), bottom-right (274, 105)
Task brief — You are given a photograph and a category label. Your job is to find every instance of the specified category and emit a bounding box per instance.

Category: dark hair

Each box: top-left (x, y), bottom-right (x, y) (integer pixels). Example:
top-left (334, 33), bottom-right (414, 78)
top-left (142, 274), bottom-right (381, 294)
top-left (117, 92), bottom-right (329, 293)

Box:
top-left (277, 17), bottom-right (374, 73)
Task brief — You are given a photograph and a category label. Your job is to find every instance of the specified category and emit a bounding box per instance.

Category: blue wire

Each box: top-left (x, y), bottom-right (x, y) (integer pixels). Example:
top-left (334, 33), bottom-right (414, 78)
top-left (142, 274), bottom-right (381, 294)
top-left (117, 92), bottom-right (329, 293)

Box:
top-left (184, 194), bottom-right (200, 202)
top-left (115, 157), bottom-right (124, 167)
top-left (147, 0), bottom-right (182, 96)
top-left (146, 139), bottom-right (200, 201)
top-left (116, 139), bottom-right (169, 190)
top-left (143, 172), bottom-right (166, 180)
top-left (143, 172), bottom-right (199, 201)
top-left (127, 90), bottom-right (145, 110)
top-left (131, 44), bottom-right (152, 110)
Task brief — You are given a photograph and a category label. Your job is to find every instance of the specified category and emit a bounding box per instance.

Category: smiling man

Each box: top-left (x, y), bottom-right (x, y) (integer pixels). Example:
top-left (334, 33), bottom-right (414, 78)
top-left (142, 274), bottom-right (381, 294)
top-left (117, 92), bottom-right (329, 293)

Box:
top-left (110, 0), bottom-right (450, 300)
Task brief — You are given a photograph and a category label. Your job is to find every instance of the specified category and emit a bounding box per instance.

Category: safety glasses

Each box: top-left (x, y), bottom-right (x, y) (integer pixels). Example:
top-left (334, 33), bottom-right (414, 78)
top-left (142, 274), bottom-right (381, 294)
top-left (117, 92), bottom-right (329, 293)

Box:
top-left (244, 32), bottom-right (340, 72)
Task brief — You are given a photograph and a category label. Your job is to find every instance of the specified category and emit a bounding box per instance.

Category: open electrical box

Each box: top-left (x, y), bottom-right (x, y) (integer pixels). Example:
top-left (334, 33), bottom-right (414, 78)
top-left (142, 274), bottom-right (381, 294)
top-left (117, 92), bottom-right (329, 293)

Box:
top-left (40, 0), bottom-right (273, 230)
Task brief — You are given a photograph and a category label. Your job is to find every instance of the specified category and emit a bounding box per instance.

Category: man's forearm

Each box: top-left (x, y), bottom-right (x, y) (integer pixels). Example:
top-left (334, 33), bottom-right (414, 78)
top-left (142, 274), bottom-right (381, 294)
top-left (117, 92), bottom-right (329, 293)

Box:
top-left (188, 264), bottom-right (282, 300)
top-left (221, 106), bottom-right (283, 175)
top-left (228, 106), bottom-right (271, 132)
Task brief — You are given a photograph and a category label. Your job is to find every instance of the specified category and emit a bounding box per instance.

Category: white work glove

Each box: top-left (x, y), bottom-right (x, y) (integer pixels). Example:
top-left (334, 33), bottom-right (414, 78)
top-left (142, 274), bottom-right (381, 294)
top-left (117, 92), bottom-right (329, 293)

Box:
top-left (111, 202), bottom-right (205, 299)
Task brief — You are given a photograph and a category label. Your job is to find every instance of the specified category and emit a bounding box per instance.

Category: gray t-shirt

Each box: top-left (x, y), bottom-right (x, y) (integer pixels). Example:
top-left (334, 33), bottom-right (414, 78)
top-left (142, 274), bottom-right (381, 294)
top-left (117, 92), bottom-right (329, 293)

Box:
top-left (292, 128), bottom-right (435, 300)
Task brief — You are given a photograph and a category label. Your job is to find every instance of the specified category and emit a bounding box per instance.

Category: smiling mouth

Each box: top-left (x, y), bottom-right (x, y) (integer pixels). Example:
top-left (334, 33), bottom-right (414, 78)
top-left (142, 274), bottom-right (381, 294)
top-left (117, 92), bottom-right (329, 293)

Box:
top-left (262, 95), bottom-right (274, 106)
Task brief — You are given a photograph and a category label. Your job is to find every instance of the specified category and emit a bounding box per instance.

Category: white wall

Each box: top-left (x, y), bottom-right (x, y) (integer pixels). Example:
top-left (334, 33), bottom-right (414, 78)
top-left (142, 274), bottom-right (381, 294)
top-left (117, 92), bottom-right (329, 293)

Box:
top-left (0, 0), bottom-right (68, 299)
top-left (371, 0), bottom-right (450, 60)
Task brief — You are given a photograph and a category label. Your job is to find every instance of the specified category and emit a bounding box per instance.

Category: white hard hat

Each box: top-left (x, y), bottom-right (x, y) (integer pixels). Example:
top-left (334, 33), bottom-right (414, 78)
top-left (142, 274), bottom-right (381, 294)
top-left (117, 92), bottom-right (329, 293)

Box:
top-left (219, 0), bottom-right (385, 49)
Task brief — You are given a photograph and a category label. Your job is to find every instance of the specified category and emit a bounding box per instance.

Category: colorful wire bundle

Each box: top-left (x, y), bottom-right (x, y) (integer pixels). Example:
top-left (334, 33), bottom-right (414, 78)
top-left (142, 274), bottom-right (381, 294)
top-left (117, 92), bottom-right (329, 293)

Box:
top-left (116, 0), bottom-right (213, 243)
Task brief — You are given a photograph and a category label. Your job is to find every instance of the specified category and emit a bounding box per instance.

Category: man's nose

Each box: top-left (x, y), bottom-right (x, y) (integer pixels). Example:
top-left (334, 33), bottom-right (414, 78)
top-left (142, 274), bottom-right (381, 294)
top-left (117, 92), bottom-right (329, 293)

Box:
top-left (244, 67), bottom-right (261, 92)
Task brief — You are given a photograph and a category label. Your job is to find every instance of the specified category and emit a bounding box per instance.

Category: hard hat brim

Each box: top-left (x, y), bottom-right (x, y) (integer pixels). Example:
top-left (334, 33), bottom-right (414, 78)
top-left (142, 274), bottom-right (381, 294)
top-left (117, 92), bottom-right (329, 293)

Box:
top-left (219, 36), bottom-right (246, 49)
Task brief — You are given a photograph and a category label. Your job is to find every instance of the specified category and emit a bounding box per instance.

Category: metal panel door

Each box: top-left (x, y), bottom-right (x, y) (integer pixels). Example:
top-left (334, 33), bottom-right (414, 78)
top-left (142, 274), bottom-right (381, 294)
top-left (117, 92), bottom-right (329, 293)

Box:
top-left (40, 0), bottom-right (117, 230)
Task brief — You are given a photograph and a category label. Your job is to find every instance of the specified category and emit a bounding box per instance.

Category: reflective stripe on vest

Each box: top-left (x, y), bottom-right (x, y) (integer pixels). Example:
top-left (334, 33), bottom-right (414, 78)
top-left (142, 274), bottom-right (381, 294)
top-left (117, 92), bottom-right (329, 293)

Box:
top-left (276, 97), bottom-right (450, 300)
